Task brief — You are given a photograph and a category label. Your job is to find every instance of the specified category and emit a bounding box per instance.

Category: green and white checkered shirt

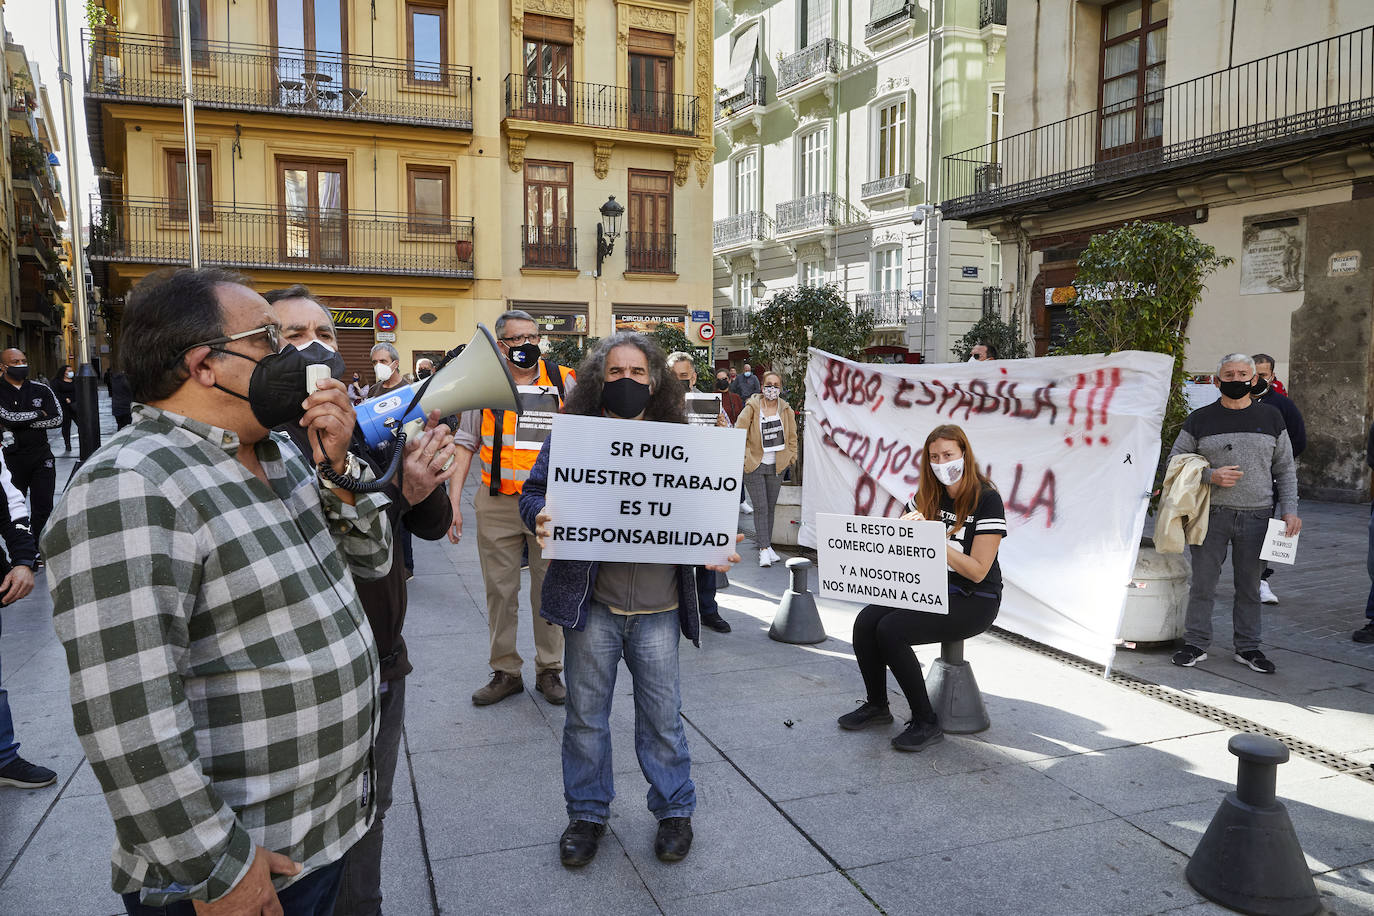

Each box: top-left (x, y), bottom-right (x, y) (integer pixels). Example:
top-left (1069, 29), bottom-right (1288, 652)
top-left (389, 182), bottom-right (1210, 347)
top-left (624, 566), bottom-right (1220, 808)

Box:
top-left (42, 404), bottom-right (393, 905)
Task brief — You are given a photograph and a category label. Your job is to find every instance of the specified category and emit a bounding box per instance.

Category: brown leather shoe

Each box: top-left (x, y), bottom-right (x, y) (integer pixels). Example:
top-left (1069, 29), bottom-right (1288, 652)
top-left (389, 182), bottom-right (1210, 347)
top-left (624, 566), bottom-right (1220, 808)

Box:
top-left (536, 670), bottom-right (567, 705)
top-left (472, 671), bottom-right (524, 706)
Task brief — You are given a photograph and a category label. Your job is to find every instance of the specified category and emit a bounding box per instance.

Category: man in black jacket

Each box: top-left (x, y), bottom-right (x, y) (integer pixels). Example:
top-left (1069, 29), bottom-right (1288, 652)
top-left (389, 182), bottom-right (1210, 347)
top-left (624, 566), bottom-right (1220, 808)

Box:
top-left (1250, 366), bottom-right (1306, 606)
top-left (0, 349), bottom-right (61, 550)
top-left (265, 285), bottom-right (458, 916)
top-left (51, 366), bottom-right (77, 452)
top-left (108, 371), bottom-right (133, 429)
top-left (0, 450), bottom-right (45, 789)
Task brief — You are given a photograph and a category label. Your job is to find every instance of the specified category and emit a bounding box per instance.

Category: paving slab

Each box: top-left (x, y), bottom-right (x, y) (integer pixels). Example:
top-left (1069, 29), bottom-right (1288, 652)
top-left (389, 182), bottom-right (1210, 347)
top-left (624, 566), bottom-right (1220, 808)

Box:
top-left (376, 802), bottom-right (433, 916)
top-left (851, 818), bottom-right (1206, 916)
top-left (662, 870), bottom-right (876, 915)
top-left (0, 753), bottom-right (81, 869)
top-left (1314, 862), bottom-right (1374, 916)
top-left (0, 793), bottom-right (119, 916)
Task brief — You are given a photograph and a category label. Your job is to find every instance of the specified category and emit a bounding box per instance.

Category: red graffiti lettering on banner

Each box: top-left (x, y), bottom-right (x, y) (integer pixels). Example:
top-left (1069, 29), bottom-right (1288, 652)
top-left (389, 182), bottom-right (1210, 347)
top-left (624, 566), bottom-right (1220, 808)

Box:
top-left (819, 418), bottom-right (923, 486)
top-left (821, 360), bottom-right (883, 407)
top-left (853, 472), bottom-right (904, 517)
top-left (994, 463), bottom-right (1058, 528)
top-left (1063, 368), bottom-right (1122, 447)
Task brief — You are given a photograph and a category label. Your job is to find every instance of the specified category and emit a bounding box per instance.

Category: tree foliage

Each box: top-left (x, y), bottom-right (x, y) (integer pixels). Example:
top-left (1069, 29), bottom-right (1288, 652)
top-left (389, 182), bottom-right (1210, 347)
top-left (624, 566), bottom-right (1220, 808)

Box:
top-left (952, 313), bottom-right (1030, 362)
top-left (1055, 220), bottom-right (1233, 494)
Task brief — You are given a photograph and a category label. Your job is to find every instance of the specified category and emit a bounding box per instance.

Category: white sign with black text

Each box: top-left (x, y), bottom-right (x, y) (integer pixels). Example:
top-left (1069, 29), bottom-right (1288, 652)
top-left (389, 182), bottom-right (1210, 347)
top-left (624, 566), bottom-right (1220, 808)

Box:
top-left (1260, 518), bottom-right (1299, 565)
top-left (542, 413), bottom-right (746, 565)
top-left (685, 392), bottom-right (722, 427)
top-left (816, 513), bottom-right (950, 613)
top-left (513, 386), bottom-right (562, 451)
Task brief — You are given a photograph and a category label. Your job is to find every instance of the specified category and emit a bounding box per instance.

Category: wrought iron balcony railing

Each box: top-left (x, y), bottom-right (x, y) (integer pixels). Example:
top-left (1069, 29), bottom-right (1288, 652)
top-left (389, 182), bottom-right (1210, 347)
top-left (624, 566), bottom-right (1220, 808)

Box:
top-left (504, 74), bottom-right (698, 136)
top-left (979, 0), bottom-right (1008, 28)
top-left (522, 224), bottom-right (577, 270)
top-left (867, 3), bottom-right (916, 40)
top-left (87, 196), bottom-right (475, 278)
top-left (721, 307), bottom-right (751, 336)
top-left (776, 192), bottom-right (863, 234)
top-left (713, 211), bottom-right (774, 250)
top-left (777, 39), bottom-right (866, 93)
top-left (624, 232), bottom-right (676, 274)
top-left (942, 25), bottom-right (1374, 220)
top-left (982, 285), bottom-right (1002, 316)
top-left (84, 30), bottom-right (474, 129)
top-left (715, 77), bottom-right (766, 121)
top-left (861, 172), bottom-right (912, 199)
top-left (855, 289), bottom-right (918, 326)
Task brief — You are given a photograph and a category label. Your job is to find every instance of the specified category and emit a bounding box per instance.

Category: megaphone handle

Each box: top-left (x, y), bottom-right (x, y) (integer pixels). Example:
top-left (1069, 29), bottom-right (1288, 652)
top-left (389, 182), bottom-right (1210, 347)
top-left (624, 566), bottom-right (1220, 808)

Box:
top-left (316, 429), bottom-right (406, 494)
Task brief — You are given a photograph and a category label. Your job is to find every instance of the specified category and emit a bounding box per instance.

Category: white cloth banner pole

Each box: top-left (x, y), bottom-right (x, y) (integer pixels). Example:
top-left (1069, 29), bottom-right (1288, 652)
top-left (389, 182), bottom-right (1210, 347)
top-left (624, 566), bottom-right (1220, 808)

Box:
top-left (801, 349), bottom-right (1174, 668)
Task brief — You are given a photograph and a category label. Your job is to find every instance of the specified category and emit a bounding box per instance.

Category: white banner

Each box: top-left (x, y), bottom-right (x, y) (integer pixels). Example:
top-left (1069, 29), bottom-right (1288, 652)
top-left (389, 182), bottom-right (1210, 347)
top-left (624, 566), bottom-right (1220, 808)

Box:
top-left (816, 513), bottom-right (949, 613)
top-left (802, 349), bottom-right (1173, 667)
top-left (543, 413), bottom-right (745, 565)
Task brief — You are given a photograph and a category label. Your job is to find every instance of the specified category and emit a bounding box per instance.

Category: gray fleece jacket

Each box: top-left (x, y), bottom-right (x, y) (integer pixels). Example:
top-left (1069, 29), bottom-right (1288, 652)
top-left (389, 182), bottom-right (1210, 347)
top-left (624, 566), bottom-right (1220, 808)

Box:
top-left (1168, 400), bottom-right (1298, 517)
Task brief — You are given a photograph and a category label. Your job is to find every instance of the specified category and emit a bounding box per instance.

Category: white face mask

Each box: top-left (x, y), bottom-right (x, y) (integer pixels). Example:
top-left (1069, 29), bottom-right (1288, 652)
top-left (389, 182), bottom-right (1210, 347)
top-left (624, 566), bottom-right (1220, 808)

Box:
top-left (930, 456), bottom-right (965, 486)
top-left (762, 385), bottom-right (780, 401)
top-left (373, 362), bottom-right (394, 383)
top-left (967, 355), bottom-right (980, 363)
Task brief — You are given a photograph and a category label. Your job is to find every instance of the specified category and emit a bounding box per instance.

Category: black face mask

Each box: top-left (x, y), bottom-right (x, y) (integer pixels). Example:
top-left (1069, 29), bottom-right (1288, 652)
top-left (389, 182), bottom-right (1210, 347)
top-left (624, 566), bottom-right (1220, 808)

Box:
top-left (716, 378), bottom-right (730, 391)
top-left (6, 365), bottom-right (29, 382)
top-left (1250, 376), bottom-right (1270, 397)
top-left (507, 343), bottom-right (541, 370)
top-left (215, 341), bottom-right (347, 429)
top-left (602, 377), bottom-right (653, 419)
top-left (1218, 379), bottom-right (1253, 400)
top-left (418, 368), bottom-right (433, 380)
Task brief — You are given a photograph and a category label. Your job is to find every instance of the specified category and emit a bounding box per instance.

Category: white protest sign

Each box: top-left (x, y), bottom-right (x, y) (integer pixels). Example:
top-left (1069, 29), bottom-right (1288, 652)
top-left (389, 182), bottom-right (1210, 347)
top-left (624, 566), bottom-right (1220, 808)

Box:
top-left (543, 413), bottom-right (745, 565)
top-left (816, 513), bottom-right (949, 613)
top-left (685, 392), bottom-right (722, 427)
top-left (1260, 518), bottom-right (1299, 565)
top-left (802, 349), bottom-right (1172, 667)
top-left (513, 386), bottom-right (561, 450)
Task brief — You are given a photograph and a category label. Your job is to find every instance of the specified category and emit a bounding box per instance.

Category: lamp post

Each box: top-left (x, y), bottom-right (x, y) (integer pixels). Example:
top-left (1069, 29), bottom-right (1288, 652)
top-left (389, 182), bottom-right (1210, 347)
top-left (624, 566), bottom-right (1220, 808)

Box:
top-left (594, 195), bottom-right (624, 277)
top-left (750, 276), bottom-right (767, 303)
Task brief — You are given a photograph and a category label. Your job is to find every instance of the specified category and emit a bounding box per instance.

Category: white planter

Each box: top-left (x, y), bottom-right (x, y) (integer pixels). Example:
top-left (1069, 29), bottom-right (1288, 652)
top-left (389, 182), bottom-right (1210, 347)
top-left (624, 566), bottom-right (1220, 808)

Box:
top-left (1118, 546), bottom-right (1190, 645)
top-left (772, 484), bottom-right (803, 546)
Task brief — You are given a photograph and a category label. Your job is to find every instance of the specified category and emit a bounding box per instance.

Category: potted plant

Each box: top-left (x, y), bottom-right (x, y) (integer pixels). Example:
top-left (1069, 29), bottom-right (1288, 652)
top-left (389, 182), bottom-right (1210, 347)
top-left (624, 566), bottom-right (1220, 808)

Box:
top-left (1055, 220), bottom-right (1233, 644)
top-left (747, 283), bottom-right (876, 545)
top-left (455, 236), bottom-right (474, 262)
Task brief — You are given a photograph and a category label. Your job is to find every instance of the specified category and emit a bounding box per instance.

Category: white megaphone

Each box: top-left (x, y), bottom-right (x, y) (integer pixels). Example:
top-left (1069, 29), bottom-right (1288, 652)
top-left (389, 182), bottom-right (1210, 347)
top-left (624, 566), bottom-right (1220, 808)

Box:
top-left (355, 323), bottom-right (522, 449)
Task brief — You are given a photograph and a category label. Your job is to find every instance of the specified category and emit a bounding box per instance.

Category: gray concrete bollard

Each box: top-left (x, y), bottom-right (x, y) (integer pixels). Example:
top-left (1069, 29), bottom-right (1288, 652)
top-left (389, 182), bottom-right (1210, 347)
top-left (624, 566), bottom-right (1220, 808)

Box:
top-left (769, 558), bottom-right (827, 645)
top-left (923, 640), bottom-right (990, 734)
top-left (1185, 734), bottom-right (1319, 916)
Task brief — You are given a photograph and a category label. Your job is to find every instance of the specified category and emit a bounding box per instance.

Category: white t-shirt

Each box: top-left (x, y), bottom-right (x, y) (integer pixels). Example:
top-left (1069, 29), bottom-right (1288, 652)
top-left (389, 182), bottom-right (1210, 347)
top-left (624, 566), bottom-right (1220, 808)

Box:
top-left (759, 409), bottom-right (784, 465)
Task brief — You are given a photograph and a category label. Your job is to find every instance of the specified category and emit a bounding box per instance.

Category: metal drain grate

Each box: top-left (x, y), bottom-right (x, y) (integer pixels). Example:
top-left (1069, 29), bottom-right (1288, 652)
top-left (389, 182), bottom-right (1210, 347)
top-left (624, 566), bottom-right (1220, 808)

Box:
top-left (989, 628), bottom-right (1374, 786)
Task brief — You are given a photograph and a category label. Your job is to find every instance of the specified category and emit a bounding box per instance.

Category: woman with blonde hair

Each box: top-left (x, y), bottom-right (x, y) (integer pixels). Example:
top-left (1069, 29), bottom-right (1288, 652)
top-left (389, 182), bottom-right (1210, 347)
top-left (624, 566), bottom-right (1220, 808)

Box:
top-left (837, 424), bottom-right (1007, 751)
top-left (735, 370), bottom-right (797, 567)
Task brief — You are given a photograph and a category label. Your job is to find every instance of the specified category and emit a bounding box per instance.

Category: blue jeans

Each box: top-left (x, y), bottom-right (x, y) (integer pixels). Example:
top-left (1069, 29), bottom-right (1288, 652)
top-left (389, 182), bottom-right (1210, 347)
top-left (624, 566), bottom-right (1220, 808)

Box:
top-left (121, 857), bottom-right (344, 916)
top-left (695, 567), bottom-right (719, 617)
top-left (562, 601), bottom-right (694, 823)
top-left (1365, 503), bottom-right (1374, 621)
top-left (0, 611), bottom-right (17, 768)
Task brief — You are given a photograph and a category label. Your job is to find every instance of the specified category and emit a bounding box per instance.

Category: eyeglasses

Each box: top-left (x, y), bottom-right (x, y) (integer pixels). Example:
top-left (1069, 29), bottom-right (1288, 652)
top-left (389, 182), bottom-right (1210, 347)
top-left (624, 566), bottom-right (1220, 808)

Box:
top-left (193, 324), bottom-right (281, 354)
top-left (499, 334), bottom-right (541, 346)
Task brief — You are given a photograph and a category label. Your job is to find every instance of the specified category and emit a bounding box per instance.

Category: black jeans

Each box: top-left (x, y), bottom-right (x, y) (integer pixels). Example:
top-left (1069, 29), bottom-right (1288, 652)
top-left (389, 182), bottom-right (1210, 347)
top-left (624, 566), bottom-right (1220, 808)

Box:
top-left (852, 591), bottom-right (1000, 724)
top-left (333, 678), bottom-right (406, 916)
top-left (60, 405), bottom-right (76, 449)
top-left (121, 856), bottom-right (345, 916)
top-left (4, 447), bottom-right (55, 539)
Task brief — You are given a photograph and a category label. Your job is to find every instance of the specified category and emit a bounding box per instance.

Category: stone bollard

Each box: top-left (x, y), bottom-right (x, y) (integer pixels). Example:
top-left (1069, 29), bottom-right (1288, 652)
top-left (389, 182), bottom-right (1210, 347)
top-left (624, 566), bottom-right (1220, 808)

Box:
top-left (1185, 734), bottom-right (1319, 916)
top-left (769, 558), bottom-right (827, 645)
top-left (923, 640), bottom-right (990, 734)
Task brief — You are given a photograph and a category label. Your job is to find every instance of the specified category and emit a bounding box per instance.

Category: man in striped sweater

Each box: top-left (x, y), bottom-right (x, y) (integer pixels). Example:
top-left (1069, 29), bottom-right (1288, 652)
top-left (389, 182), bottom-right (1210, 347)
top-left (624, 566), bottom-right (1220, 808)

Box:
top-left (1168, 353), bottom-right (1301, 674)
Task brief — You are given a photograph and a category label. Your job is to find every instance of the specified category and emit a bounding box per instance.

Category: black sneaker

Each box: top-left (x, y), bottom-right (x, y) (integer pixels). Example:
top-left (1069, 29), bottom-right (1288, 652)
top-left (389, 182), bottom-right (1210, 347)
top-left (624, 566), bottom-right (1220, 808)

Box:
top-left (700, 613), bottom-right (731, 634)
top-left (0, 757), bottom-right (57, 789)
top-left (891, 719), bottom-right (944, 752)
top-left (654, 817), bottom-right (693, 862)
top-left (837, 701), bottom-right (894, 731)
top-left (1234, 649), bottom-right (1276, 674)
top-left (1171, 644), bottom-right (1207, 667)
top-left (1353, 623), bottom-right (1374, 644)
top-left (559, 819), bottom-right (605, 868)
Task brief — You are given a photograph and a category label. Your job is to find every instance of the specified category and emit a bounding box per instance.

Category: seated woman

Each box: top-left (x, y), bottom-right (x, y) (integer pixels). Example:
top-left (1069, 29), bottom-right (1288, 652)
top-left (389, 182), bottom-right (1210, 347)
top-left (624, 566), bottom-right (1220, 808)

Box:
top-left (837, 423), bottom-right (1007, 751)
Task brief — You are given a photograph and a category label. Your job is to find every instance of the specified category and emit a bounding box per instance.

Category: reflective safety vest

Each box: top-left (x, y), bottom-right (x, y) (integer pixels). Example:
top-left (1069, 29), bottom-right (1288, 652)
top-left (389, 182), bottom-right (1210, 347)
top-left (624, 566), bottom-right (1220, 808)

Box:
top-left (481, 359), bottom-right (574, 496)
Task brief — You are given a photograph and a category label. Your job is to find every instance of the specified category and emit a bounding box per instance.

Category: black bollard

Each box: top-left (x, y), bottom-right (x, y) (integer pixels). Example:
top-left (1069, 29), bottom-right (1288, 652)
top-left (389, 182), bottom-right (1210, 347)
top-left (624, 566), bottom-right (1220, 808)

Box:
top-left (923, 640), bottom-right (990, 734)
top-left (769, 558), bottom-right (826, 645)
top-left (1185, 734), bottom-right (1319, 916)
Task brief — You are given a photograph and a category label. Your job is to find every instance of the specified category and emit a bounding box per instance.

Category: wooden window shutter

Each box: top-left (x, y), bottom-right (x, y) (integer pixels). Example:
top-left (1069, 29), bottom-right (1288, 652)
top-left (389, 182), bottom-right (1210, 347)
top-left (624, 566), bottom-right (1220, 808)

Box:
top-left (628, 28), bottom-right (674, 56)
top-left (524, 13), bottom-right (574, 43)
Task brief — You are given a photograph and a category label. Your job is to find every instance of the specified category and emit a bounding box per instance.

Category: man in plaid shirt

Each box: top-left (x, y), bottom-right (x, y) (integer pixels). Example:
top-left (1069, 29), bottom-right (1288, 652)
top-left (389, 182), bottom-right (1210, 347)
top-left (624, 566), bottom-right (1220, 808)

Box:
top-left (43, 268), bottom-right (393, 915)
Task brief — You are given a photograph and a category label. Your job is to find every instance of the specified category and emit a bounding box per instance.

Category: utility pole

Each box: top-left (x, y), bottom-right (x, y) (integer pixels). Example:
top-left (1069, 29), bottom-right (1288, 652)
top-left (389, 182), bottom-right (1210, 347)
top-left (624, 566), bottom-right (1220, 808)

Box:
top-left (178, 0), bottom-right (201, 266)
top-left (54, 0), bottom-right (101, 459)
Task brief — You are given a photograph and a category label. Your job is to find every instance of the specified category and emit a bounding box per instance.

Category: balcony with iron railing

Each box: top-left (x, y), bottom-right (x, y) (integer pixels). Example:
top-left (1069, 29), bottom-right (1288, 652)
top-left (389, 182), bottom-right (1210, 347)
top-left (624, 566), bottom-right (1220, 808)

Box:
top-left (714, 76), bottom-right (766, 122)
top-left (521, 225), bottom-right (577, 271)
top-left (87, 196), bottom-right (475, 278)
top-left (713, 210), bottom-right (774, 251)
top-left (941, 25), bottom-right (1374, 221)
top-left (624, 232), bottom-right (676, 275)
top-left (83, 30), bottom-right (474, 129)
top-left (504, 74), bottom-right (698, 138)
top-left (867, 2), bottom-right (918, 43)
top-left (860, 172), bottom-right (914, 204)
top-left (777, 39), bottom-right (867, 98)
top-left (979, 0), bottom-right (1008, 28)
top-left (855, 289), bottom-right (918, 326)
top-left (720, 307), bottom-right (751, 336)
top-left (982, 285), bottom-right (1003, 316)
top-left (776, 192), bottom-right (864, 235)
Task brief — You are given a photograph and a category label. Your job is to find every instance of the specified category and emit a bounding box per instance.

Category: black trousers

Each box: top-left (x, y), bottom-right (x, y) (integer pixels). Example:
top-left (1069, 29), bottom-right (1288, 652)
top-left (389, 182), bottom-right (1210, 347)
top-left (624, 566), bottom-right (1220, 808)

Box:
top-left (852, 591), bottom-right (999, 724)
top-left (4, 447), bottom-right (55, 540)
top-left (60, 405), bottom-right (76, 449)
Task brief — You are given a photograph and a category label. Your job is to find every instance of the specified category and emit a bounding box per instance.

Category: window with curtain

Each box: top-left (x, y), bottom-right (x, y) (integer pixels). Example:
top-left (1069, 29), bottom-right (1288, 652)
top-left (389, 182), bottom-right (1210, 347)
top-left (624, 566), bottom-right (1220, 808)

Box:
top-left (627, 170), bottom-right (673, 272)
top-left (163, 0), bottom-right (208, 62)
top-left (724, 23), bottom-right (761, 95)
top-left (799, 0), bottom-right (831, 48)
top-left (406, 0), bottom-right (447, 83)
top-left (407, 165), bottom-right (449, 233)
top-left (278, 159), bottom-right (347, 263)
top-left (873, 247), bottom-right (902, 292)
top-left (523, 14), bottom-right (574, 120)
top-left (798, 127), bottom-right (829, 197)
top-left (166, 149), bottom-right (213, 222)
top-left (523, 160), bottom-right (573, 268)
top-left (876, 98), bottom-right (906, 179)
top-left (732, 151), bottom-right (757, 216)
top-left (800, 260), bottom-right (825, 286)
top-left (1099, 0), bottom-right (1168, 157)
top-left (734, 272), bottom-right (754, 311)
top-left (989, 86), bottom-right (1004, 163)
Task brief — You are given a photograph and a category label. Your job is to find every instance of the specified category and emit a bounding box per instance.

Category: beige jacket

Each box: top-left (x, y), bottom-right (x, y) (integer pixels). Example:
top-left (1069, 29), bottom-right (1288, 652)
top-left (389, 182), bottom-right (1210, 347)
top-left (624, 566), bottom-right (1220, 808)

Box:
top-left (1154, 453), bottom-right (1211, 553)
top-left (737, 394), bottom-right (798, 474)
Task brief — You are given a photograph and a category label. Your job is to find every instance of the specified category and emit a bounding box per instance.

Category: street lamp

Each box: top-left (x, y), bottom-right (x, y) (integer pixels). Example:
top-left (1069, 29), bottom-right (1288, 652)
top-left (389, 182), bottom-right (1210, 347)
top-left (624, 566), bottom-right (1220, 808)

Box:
top-left (751, 276), bottom-right (767, 301)
top-left (595, 195), bottom-right (624, 277)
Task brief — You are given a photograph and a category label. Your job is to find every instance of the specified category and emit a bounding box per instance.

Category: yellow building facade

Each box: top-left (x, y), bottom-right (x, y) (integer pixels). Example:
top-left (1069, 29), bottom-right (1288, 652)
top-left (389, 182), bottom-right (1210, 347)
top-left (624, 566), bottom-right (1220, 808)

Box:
top-left (86, 0), bottom-right (714, 378)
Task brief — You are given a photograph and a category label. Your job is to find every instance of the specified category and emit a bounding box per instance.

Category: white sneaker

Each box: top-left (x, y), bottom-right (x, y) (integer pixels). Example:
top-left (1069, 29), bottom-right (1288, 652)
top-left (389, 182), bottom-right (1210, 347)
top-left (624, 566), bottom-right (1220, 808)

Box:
top-left (740, 501), bottom-right (754, 515)
top-left (766, 547), bottom-right (782, 564)
top-left (758, 550), bottom-right (773, 567)
top-left (1259, 580), bottom-right (1278, 604)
